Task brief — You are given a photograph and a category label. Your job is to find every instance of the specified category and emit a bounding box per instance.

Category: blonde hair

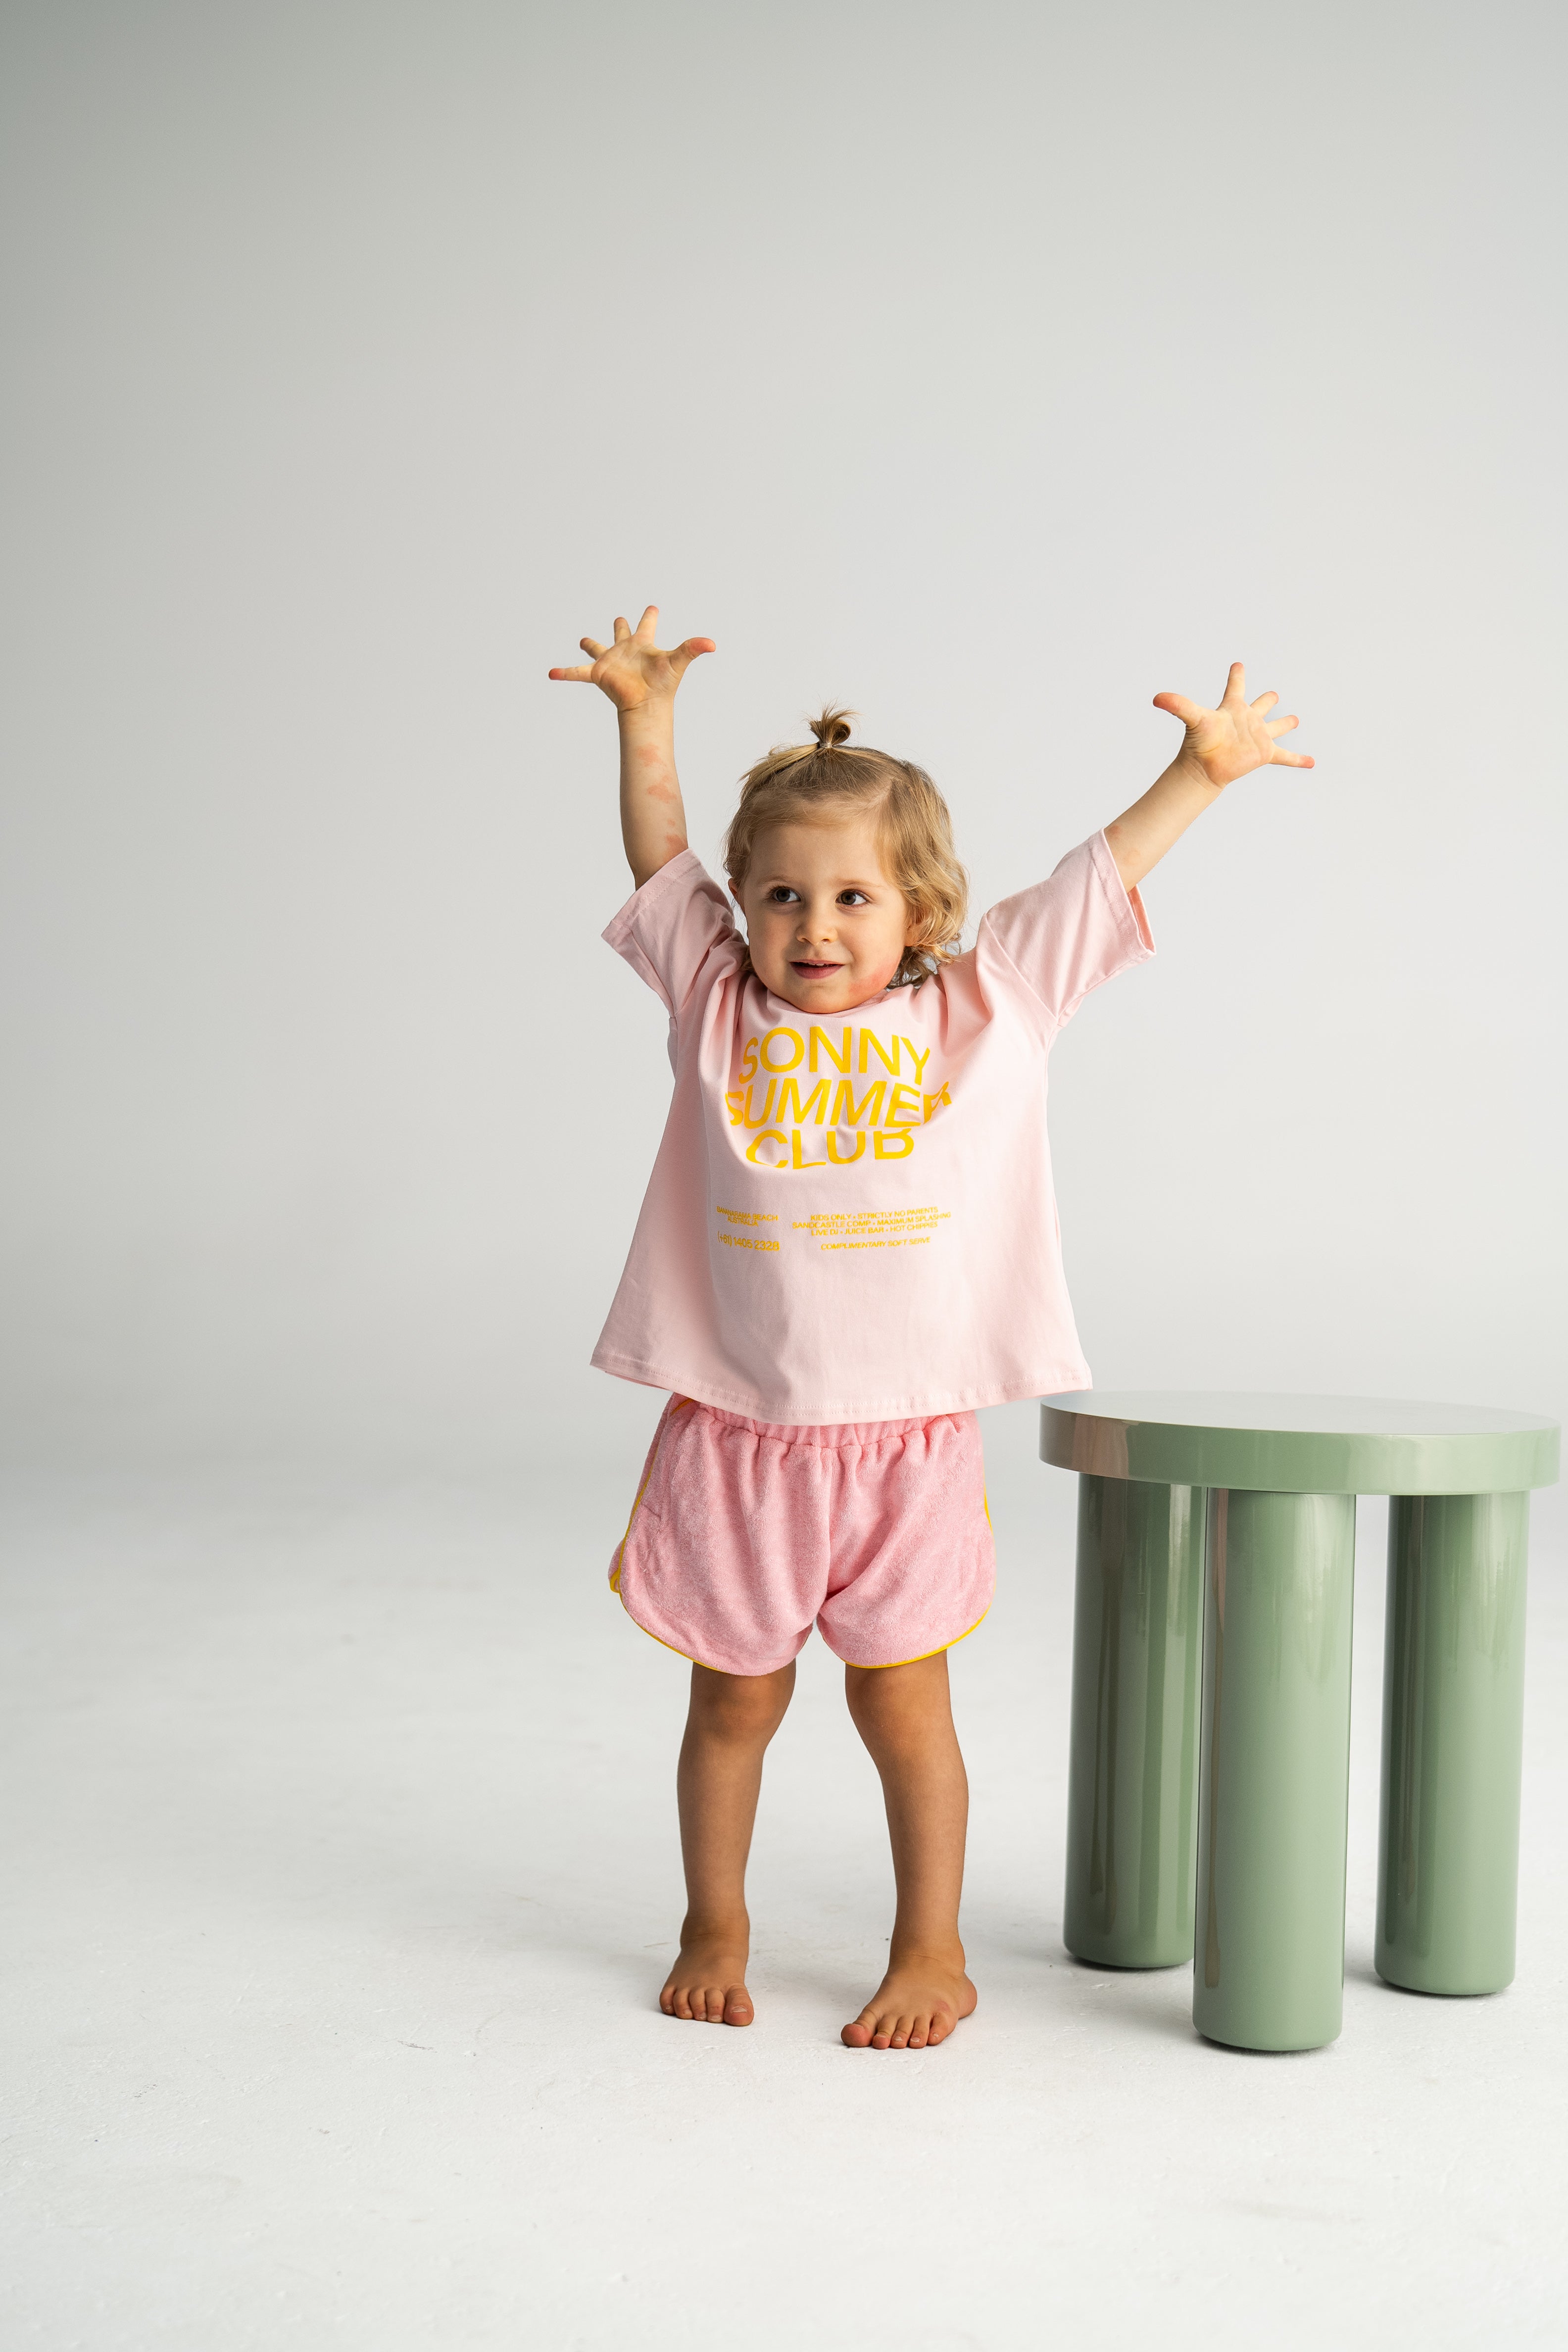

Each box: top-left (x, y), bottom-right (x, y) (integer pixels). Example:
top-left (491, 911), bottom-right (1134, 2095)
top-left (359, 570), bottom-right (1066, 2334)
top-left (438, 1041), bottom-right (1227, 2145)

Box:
top-left (723, 708), bottom-right (968, 987)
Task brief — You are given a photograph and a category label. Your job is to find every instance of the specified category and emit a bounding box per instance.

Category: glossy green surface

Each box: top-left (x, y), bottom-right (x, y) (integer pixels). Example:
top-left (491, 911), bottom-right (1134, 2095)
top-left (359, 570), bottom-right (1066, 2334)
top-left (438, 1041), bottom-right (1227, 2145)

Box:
top-left (1377, 1493), bottom-right (1528, 1996)
top-left (1040, 1393), bottom-right (1559, 1498)
top-left (1193, 1489), bottom-right (1357, 2052)
top-left (1063, 1476), bottom-right (1204, 1969)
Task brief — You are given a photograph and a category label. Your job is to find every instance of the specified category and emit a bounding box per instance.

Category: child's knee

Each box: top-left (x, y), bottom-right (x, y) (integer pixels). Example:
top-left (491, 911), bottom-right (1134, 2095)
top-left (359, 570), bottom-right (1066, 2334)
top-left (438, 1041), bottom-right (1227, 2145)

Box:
top-left (690, 1660), bottom-right (794, 1738)
top-left (844, 1653), bottom-right (948, 1733)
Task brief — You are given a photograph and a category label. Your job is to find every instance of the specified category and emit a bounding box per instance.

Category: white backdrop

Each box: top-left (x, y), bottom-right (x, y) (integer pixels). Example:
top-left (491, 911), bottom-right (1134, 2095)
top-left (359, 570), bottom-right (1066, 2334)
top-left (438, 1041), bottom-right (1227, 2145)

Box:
top-left (2, 0), bottom-right (1563, 1501)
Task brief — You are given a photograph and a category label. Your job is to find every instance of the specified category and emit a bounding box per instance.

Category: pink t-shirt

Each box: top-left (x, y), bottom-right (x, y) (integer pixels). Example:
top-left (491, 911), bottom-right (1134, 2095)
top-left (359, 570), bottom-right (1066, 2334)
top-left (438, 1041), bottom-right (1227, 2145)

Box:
top-left (593, 832), bottom-right (1154, 1424)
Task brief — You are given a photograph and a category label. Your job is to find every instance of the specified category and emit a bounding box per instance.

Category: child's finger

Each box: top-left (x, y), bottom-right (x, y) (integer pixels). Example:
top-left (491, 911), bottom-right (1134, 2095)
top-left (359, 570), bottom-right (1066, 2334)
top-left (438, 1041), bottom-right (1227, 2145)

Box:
top-left (1264, 713), bottom-right (1300, 736)
top-left (635, 605), bottom-right (660, 638)
top-left (613, 615), bottom-right (632, 642)
top-left (1251, 689), bottom-right (1279, 714)
top-left (1271, 748), bottom-right (1315, 767)
top-left (670, 637), bottom-right (717, 674)
top-left (1223, 660), bottom-right (1246, 699)
top-left (1152, 691), bottom-right (1205, 727)
top-left (547, 664), bottom-right (598, 682)
top-left (580, 637), bottom-right (607, 658)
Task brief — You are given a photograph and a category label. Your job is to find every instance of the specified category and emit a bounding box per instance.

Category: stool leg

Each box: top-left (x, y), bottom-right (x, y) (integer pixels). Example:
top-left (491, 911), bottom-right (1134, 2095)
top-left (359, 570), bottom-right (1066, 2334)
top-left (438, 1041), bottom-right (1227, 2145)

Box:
top-left (1063, 1474), bottom-right (1204, 1968)
top-left (1193, 1488), bottom-right (1356, 2052)
top-left (1376, 1492), bottom-right (1528, 1996)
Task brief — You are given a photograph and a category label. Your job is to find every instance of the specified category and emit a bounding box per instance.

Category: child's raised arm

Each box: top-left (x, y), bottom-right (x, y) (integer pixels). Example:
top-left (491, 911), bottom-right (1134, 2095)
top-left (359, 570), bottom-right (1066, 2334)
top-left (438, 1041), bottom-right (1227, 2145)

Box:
top-left (1105, 662), bottom-right (1313, 890)
top-left (549, 604), bottom-right (715, 889)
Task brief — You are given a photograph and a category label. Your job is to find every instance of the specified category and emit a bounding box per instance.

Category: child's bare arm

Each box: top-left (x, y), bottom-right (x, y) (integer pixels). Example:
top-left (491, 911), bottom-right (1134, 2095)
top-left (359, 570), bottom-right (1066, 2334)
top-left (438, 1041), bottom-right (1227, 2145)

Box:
top-left (1105, 662), bottom-right (1313, 890)
top-left (549, 605), bottom-right (715, 889)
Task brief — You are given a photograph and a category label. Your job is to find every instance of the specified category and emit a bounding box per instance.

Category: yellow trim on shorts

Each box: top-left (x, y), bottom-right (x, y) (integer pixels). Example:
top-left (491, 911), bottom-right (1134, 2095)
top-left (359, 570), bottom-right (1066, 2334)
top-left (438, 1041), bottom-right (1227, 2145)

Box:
top-left (610, 1395), bottom-right (693, 1593)
top-left (615, 1581), bottom-right (797, 1677)
top-left (614, 1584), bottom-right (705, 1666)
top-left (840, 1598), bottom-right (991, 1672)
top-left (841, 1486), bottom-right (994, 1669)
top-left (609, 1394), bottom-right (718, 1665)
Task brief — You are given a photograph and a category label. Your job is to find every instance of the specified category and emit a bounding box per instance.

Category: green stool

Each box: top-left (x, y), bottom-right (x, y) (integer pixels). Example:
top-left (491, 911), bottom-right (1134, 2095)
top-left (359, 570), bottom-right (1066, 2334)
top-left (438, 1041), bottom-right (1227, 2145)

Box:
top-left (1041, 1394), bottom-right (1559, 2053)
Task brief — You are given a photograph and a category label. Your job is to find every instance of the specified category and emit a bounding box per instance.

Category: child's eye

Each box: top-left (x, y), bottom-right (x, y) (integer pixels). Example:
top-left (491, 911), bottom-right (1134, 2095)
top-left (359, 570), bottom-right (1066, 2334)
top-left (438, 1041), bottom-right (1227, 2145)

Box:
top-left (767, 887), bottom-right (800, 905)
top-left (838, 890), bottom-right (870, 906)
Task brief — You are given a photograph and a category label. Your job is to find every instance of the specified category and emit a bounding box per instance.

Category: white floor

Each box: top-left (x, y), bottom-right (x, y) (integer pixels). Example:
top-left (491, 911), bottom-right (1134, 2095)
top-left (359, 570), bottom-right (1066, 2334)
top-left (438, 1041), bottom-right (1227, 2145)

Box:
top-left (4, 1403), bottom-right (1565, 2351)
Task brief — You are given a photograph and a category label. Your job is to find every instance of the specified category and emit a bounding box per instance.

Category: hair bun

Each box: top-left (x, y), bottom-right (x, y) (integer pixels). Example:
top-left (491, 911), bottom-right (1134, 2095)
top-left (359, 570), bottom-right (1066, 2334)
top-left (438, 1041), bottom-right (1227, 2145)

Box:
top-left (809, 707), bottom-right (854, 751)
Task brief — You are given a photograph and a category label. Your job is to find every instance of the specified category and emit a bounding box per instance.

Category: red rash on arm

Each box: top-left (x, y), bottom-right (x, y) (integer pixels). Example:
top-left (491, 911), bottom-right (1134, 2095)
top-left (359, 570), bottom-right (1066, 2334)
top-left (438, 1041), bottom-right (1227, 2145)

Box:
top-left (619, 702), bottom-right (690, 889)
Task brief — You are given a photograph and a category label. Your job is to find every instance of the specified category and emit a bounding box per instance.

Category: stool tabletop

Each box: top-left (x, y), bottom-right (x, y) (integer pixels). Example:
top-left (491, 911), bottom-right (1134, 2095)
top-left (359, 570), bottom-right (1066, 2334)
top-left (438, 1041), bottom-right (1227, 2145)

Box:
top-left (1038, 1391), bottom-right (1560, 1496)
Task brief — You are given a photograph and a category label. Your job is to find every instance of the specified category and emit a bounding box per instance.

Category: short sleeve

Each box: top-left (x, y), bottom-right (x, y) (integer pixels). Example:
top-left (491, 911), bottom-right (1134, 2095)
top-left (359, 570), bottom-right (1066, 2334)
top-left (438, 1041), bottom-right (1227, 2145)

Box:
top-left (978, 830), bottom-right (1154, 1031)
top-left (602, 848), bottom-right (742, 1017)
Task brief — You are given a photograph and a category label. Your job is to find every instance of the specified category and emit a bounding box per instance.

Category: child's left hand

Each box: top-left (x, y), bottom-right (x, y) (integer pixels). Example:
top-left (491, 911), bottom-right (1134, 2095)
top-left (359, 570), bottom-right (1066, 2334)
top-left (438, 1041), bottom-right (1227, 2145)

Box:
top-left (1153, 662), bottom-right (1314, 788)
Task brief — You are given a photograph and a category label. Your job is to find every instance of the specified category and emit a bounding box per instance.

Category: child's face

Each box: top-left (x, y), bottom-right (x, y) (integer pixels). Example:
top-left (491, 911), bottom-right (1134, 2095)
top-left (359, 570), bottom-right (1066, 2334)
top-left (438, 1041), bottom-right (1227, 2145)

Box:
top-left (736, 812), bottom-right (918, 1014)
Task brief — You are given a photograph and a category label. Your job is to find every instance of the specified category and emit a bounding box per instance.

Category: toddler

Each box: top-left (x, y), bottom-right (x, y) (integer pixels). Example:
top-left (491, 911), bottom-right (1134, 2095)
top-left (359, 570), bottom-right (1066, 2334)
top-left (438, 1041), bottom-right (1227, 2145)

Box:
top-left (550, 608), bottom-right (1311, 2049)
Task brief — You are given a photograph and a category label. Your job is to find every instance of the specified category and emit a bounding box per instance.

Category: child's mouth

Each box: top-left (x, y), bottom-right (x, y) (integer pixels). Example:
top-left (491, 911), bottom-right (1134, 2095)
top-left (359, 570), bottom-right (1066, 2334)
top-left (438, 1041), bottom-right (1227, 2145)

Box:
top-left (790, 961), bottom-right (843, 977)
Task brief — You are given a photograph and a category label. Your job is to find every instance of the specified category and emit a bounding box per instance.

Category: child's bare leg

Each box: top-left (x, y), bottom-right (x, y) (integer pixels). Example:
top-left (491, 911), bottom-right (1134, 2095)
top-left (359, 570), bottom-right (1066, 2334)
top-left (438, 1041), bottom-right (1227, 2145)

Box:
top-left (841, 1652), bottom-right (977, 2050)
top-left (661, 1659), bottom-right (795, 2025)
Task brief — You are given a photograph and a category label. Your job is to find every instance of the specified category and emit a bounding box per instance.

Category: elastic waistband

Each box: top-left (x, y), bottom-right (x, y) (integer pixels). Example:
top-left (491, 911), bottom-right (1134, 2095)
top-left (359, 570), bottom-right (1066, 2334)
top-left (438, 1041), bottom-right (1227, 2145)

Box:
top-left (674, 1397), bottom-right (965, 1449)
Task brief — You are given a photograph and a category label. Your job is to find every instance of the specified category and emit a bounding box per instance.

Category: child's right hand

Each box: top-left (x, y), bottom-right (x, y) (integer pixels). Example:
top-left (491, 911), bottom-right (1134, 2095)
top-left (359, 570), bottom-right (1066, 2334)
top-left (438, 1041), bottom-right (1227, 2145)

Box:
top-left (548, 605), bottom-right (715, 713)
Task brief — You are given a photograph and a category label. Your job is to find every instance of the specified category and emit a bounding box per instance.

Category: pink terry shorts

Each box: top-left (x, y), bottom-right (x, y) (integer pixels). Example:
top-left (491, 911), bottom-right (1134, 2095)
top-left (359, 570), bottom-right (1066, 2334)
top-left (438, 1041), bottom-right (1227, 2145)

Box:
top-left (610, 1396), bottom-right (995, 1677)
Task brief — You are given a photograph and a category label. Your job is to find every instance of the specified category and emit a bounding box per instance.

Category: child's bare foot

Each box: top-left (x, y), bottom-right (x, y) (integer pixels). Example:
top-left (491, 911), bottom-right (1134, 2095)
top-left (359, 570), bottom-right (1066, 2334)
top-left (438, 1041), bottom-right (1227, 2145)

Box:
top-left (660, 1929), bottom-right (754, 2026)
top-left (841, 1951), bottom-right (976, 2050)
